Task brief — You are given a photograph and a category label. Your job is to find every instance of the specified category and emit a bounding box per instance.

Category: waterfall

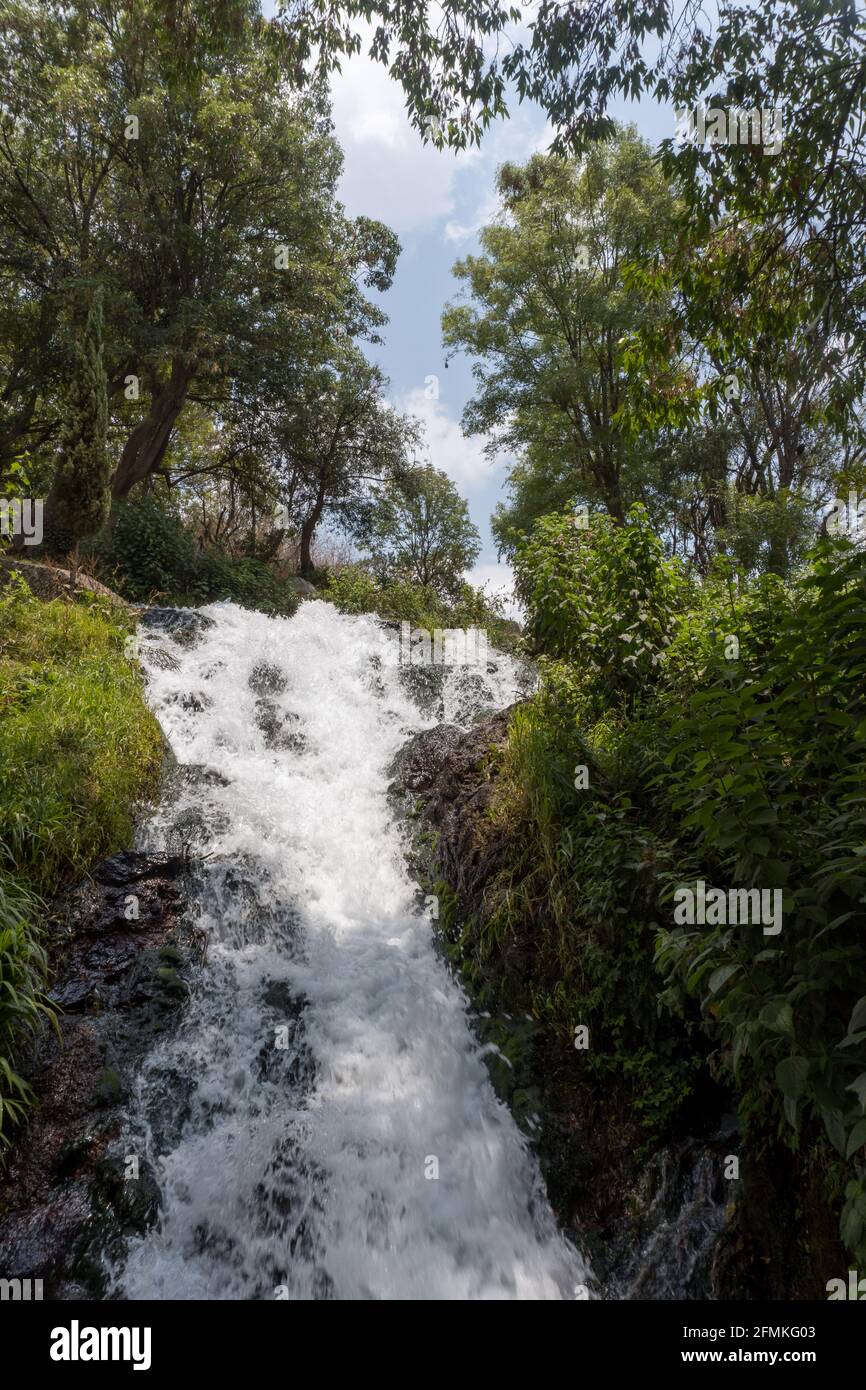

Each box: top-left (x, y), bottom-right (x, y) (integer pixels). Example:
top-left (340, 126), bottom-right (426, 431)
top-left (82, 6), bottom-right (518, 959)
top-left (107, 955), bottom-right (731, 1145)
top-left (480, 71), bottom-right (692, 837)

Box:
top-left (113, 599), bottom-right (588, 1300)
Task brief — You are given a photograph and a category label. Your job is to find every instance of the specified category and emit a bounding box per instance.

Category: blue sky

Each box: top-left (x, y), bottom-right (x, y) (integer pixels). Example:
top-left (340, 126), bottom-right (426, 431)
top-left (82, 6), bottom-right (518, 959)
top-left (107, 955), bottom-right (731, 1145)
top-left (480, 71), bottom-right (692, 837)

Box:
top-left (266, 7), bottom-right (674, 607)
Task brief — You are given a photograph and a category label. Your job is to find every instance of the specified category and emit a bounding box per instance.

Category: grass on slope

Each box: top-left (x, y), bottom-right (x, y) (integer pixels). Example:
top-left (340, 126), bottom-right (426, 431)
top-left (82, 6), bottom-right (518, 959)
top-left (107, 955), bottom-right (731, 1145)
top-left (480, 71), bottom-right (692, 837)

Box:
top-left (0, 571), bottom-right (163, 1147)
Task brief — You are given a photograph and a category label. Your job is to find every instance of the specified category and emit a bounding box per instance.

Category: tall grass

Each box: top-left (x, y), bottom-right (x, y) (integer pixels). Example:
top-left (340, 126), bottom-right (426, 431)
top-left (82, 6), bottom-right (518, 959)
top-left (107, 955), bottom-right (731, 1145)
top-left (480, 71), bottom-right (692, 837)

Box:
top-left (0, 572), bottom-right (164, 1146)
top-left (0, 871), bottom-right (53, 1149)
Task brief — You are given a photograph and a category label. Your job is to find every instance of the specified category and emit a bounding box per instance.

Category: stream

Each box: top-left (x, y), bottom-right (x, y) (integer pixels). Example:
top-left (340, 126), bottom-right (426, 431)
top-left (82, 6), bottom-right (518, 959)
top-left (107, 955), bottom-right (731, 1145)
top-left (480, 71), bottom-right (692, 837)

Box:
top-left (112, 599), bottom-right (588, 1300)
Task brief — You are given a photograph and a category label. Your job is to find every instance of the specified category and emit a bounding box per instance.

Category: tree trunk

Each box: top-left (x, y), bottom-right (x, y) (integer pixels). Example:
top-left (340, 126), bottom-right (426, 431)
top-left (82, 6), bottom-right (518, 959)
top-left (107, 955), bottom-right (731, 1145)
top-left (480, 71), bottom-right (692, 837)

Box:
top-left (111, 360), bottom-right (193, 499)
top-left (299, 482), bottom-right (327, 576)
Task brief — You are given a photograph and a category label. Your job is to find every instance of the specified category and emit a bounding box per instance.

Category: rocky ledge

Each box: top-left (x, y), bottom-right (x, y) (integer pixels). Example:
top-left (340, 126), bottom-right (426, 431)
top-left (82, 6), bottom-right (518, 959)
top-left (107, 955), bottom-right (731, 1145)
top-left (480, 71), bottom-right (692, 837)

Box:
top-left (0, 850), bottom-right (196, 1299)
top-left (0, 555), bottom-right (127, 605)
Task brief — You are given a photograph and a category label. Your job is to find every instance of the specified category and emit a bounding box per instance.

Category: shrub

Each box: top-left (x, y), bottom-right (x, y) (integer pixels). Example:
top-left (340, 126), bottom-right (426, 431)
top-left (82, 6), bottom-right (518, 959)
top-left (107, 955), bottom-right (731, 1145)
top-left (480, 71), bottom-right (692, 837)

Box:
top-left (514, 503), bottom-right (689, 719)
top-left (96, 497), bottom-right (298, 615)
top-left (324, 562), bottom-right (515, 646)
top-left (499, 510), bottom-right (866, 1256)
top-left (654, 538), bottom-right (866, 1256)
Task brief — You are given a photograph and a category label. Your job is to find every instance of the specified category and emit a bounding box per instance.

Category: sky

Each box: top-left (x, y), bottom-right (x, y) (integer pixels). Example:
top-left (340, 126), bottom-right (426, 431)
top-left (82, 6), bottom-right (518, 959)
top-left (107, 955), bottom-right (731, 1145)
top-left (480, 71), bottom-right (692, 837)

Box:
top-left (265, 6), bottom-right (674, 609)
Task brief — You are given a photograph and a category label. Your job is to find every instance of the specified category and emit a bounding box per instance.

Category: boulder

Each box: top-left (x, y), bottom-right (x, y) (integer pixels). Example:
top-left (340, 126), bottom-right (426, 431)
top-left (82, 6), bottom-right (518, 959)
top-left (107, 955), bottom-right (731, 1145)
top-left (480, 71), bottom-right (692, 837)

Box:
top-left (0, 556), bottom-right (126, 605)
top-left (287, 576), bottom-right (318, 599)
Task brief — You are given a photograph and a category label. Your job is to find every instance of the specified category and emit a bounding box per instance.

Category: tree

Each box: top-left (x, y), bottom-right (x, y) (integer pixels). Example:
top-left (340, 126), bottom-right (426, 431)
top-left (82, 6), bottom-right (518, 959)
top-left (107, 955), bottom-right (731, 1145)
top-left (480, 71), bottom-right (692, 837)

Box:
top-left (42, 288), bottom-right (110, 552)
top-left (0, 0), bottom-right (398, 498)
top-left (362, 463), bottom-right (481, 597)
top-left (442, 129), bottom-right (679, 545)
top-left (269, 348), bottom-right (419, 575)
top-left (618, 220), bottom-right (856, 574)
top-left (271, 2), bottom-right (866, 445)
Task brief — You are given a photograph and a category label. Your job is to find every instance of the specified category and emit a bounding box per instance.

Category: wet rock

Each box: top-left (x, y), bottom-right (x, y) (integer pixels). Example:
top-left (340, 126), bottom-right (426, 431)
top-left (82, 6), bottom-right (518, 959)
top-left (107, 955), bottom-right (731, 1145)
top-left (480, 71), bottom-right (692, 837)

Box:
top-left (391, 707), bottom-right (516, 910)
top-left (178, 690), bottom-right (212, 713)
top-left (139, 605), bottom-right (214, 646)
top-left (287, 577), bottom-right (318, 599)
top-left (92, 1155), bottom-right (162, 1236)
top-left (254, 697), bottom-right (305, 752)
top-left (249, 661), bottom-right (288, 696)
top-left (94, 1068), bottom-right (125, 1107)
top-left (0, 848), bottom-right (194, 1299)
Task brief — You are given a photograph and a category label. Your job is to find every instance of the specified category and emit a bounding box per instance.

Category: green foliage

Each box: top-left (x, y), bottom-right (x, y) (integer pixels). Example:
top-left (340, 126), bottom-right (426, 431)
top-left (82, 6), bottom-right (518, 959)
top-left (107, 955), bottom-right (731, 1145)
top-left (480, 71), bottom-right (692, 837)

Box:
top-left (480, 690), bottom-right (701, 1139)
top-left (503, 511), bottom-right (866, 1254)
top-left (360, 463), bottom-right (481, 598)
top-left (321, 564), bottom-right (381, 615)
top-left (0, 0), bottom-right (398, 497)
top-left (279, 3), bottom-right (866, 437)
top-left (44, 287), bottom-right (110, 548)
top-left (0, 574), bottom-right (164, 893)
top-left (97, 497), bottom-right (299, 615)
top-left (443, 131), bottom-right (679, 536)
top-left (514, 504), bottom-right (687, 717)
top-left (654, 539), bottom-right (866, 1261)
top-left (323, 562), bottom-right (514, 646)
top-left (0, 572), bottom-right (163, 1146)
top-left (0, 869), bottom-right (52, 1150)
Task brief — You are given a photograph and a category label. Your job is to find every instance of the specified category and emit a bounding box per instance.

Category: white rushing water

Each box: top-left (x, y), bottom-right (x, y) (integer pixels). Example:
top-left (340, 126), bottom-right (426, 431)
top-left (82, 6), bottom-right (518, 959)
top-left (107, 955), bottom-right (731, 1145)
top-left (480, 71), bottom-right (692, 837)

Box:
top-left (116, 599), bottom-right (588, 1300)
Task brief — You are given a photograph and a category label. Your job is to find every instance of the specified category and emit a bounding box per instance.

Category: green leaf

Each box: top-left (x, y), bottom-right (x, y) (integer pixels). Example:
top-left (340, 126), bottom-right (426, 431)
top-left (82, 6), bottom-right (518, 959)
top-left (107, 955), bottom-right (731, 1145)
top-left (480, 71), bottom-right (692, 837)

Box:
top-left (841, 1205), bottom-right (863, 1251)
top-left (823, 1108), bottom-right (848, 1157)
top-left (848, 997), bottom-right (866, 1036)
top-left (846, 1072), bottom-right (866, 1112)
top-left (775, 1056), bottom-right (808, 1100)
top-left (845, 1117), bottom-right (866, 1159)
top-left (708, 963), bottom-right (739, 994)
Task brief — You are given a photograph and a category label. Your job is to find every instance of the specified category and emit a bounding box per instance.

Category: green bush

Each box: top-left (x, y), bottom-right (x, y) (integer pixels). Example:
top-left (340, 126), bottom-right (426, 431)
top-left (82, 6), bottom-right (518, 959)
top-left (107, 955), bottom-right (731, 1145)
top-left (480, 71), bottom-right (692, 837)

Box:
top-left (321, 565), bottom-right (381, 615)
top-left (514, 504), bottom-right (688, 718)
top-left (324, 562), bottom-right (515, 646)
top-left (654, 538), bottom-right (866, 1255)
top-left (96, 496), bottom-right (197, 599)
top-left (496, 509), bottom-right (866, 1256)
top-left (482, 678), bottom-right (703, 1139)
top-left (96, 497), bottom-right (299, 616)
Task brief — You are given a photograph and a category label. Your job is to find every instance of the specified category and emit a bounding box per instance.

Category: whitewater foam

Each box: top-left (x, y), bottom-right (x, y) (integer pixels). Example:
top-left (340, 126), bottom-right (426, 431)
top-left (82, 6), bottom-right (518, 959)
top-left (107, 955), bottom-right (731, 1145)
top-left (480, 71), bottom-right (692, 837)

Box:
top-left (115, 599), bottom-right (588, 1300)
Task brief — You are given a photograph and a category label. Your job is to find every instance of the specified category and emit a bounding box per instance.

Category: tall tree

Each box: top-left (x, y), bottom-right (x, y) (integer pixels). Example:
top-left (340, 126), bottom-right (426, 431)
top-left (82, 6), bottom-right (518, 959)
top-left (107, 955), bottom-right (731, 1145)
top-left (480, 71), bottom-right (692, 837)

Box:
top-left (270, 348), bottom-right (419, 575)
top-left (42, 287), bottom-right (110, 552)
top-left (362, 463), bottom-right (481, 597)
top-left (0, 0), bottom-right (397, 497)
top-left (443, 129), bottom-right (678, 545)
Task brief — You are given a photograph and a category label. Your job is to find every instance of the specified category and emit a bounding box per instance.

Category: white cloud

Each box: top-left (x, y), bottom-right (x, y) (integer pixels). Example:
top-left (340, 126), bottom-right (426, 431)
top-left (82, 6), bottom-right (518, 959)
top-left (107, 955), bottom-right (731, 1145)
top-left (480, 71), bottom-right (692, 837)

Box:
top-left (327, 26), bottom-right (551, 242)
top-left (329, 46), bottom-right (479, 235)
top-left (443, 189), bottom-right (501, 245)
top-left (398, 386), bottom-right (505, 496)
top-left (467, 559), bottom-right (521, 620)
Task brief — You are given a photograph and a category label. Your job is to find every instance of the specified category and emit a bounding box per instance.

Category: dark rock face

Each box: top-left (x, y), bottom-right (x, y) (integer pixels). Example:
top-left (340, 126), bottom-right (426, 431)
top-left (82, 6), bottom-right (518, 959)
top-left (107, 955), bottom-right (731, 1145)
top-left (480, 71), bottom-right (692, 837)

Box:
top-left (393, 707), bottom-right (516, 906)
top-left (0, 850), bottom-right (195, 1299)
